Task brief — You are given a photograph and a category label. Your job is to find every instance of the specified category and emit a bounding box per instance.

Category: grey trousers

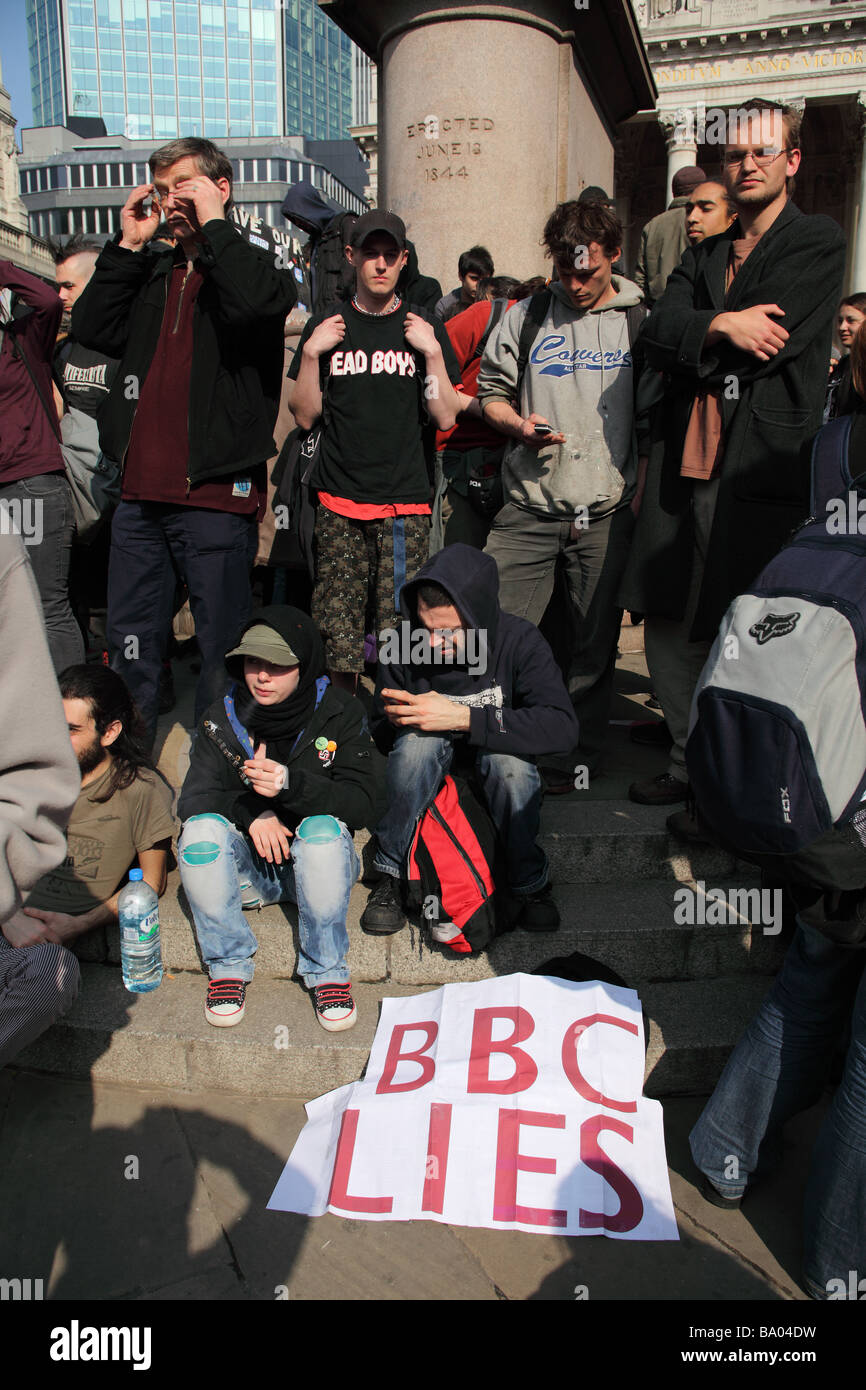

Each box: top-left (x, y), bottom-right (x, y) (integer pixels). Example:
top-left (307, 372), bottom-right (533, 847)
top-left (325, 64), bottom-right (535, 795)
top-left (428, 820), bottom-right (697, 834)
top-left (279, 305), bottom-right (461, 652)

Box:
top-left (644, 476), bottom-right (719, 781)
top-left (484, 501), bottom-right (635, 774)
top-left (0, 933), bottom-right (80, 1069)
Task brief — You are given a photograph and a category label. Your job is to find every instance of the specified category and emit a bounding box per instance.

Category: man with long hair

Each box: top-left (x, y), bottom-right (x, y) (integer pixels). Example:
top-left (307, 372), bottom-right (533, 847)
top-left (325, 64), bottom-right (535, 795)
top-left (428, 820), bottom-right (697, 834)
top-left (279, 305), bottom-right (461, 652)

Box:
top-left (1, 666), bottom-right (174, 948)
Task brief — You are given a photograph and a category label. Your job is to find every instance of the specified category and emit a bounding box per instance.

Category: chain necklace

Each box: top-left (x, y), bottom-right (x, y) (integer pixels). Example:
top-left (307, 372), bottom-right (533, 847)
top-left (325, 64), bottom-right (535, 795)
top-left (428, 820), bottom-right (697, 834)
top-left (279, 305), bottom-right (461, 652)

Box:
top-left (352, 293), bottom-right (401, 316)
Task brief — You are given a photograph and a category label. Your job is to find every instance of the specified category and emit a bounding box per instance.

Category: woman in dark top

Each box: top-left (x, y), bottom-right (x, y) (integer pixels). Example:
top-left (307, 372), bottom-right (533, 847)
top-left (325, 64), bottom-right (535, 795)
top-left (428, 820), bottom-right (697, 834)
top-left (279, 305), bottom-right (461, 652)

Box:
top-left (825, 292), bottom-right (866, 421)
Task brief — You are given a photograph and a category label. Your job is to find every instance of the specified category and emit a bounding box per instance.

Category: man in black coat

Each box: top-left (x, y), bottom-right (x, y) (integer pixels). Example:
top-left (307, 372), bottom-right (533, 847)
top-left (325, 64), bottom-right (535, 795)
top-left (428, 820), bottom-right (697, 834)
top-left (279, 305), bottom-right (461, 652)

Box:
top-left (620, 101), bottom-right (845, 829)
top-left (72, 137), bottom-right (297, 744)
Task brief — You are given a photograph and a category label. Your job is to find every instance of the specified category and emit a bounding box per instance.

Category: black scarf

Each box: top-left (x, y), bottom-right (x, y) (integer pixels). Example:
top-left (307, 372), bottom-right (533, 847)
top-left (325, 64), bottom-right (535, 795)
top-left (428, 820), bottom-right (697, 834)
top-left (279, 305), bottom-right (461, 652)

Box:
top-left (226, 606), bottom-right (326, 751)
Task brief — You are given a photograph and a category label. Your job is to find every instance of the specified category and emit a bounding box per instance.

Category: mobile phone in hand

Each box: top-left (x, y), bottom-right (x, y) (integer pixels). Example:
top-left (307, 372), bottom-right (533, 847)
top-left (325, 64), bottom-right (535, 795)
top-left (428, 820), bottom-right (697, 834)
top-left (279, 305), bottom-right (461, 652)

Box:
top-left (533, 422), bottom-right (553, 437)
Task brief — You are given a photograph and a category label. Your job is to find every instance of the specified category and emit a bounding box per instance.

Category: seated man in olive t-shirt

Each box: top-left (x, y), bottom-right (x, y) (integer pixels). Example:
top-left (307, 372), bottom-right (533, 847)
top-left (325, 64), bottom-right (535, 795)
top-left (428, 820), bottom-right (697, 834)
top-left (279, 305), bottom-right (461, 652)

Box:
top-left (1, 666), bottom-right (174, 951)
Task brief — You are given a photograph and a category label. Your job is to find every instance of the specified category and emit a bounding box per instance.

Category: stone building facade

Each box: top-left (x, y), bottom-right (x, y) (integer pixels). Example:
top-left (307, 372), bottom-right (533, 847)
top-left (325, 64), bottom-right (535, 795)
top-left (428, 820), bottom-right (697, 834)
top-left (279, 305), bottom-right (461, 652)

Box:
top-left (0, 54), bottom-right (51, 276)
top-left (618, 0), bottom-right (866, 291)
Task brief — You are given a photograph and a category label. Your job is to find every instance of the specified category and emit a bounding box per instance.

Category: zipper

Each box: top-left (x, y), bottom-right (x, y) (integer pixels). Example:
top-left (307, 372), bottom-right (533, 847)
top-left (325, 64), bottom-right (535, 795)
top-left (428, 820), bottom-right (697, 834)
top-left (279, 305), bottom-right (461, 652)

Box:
top-left (429, 805), bottom-right (489, 900)
top-left (172, 263), bottom-right (192, 335)
top-left (175, 262), bottom-right (193, 493)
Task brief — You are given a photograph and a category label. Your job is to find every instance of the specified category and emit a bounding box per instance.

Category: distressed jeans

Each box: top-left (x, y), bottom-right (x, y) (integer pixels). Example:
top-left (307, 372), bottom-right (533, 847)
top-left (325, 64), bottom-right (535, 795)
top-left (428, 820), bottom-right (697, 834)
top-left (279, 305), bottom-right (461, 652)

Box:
top-left (178, 814), bottom-right (359, 988)
top-left (689, 920), bottom-right (866, 1298)
top-left (373, 731), bottom-right (548, 893)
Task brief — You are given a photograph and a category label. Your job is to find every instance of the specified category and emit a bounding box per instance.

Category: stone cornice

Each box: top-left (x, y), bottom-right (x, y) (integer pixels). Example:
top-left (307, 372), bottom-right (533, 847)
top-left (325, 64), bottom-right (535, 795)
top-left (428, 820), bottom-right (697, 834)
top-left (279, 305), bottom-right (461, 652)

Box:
top-left (647, 19), bottom-right (866, 58)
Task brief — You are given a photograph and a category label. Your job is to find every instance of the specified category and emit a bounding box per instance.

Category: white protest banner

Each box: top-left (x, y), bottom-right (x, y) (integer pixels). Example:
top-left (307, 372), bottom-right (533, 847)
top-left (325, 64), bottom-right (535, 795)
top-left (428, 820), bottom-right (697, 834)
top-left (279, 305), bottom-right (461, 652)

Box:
top-left (269, 973), bottom-right (678, 1240)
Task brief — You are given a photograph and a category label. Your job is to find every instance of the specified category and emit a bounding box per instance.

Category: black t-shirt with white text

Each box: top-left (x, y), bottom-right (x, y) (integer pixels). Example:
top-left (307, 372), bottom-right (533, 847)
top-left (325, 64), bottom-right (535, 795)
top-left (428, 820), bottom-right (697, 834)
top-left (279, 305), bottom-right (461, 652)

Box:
top-left (288, 300), bottom-right (461, 504)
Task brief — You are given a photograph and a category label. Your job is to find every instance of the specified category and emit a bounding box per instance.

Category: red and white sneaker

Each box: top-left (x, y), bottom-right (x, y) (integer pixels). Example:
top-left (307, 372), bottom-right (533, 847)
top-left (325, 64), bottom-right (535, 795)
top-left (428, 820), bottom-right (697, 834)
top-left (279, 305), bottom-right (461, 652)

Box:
top-left (312, 982), bottom-right (357, 1032)
top-left (205, 977), bottom-right (247, 1027)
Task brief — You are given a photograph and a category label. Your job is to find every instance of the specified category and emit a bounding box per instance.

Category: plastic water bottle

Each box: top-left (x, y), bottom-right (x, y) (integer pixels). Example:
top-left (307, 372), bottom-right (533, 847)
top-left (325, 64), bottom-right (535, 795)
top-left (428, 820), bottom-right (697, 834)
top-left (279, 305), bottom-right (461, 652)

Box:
top-left (118, 869), bottom-right (162, 993)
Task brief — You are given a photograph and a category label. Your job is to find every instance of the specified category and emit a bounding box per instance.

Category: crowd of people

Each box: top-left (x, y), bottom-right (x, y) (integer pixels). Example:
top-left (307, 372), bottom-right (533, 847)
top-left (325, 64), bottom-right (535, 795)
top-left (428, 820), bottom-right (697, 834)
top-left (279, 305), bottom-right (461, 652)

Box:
top-left (1, 100), bottom-right (864, 1298)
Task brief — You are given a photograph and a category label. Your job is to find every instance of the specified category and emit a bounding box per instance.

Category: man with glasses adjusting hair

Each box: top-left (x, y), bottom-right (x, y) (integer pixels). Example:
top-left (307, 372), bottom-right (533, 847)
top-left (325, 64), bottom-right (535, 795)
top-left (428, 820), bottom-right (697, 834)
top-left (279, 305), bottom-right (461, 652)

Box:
top-left (621, 101), bottom-right (846, 832)
top-left (72, 138), bottom-right (297, 746)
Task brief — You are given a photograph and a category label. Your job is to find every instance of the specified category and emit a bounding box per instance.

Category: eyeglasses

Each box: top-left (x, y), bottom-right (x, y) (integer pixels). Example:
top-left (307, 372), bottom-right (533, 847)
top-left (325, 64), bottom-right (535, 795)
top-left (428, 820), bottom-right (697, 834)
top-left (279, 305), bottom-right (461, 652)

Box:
top-left (723, 147), bottom-right (789, 169)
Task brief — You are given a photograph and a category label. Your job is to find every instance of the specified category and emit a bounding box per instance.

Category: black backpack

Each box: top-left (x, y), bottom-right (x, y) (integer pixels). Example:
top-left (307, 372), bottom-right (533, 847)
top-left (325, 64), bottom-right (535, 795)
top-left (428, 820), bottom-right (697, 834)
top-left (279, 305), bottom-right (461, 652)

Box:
top-left (312, 211), bottom-right (357, 314)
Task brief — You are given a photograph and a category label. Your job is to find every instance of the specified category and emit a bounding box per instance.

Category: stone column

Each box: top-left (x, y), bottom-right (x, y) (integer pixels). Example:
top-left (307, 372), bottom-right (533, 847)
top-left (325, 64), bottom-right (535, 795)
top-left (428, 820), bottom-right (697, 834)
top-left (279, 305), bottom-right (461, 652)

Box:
top-left (319, 1), bottom-right (655, 291)
top-left (659, 108), bottom-right (697, 204)
top-left (850, 93), bottom-right (866, 292)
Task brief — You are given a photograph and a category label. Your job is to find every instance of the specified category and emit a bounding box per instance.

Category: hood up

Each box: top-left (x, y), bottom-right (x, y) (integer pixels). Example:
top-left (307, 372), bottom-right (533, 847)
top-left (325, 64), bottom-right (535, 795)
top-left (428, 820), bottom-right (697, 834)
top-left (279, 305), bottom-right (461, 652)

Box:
top-left (281, 179), bottom-right (340, 238)
top-left (400, 543), bottom-right (500, 652)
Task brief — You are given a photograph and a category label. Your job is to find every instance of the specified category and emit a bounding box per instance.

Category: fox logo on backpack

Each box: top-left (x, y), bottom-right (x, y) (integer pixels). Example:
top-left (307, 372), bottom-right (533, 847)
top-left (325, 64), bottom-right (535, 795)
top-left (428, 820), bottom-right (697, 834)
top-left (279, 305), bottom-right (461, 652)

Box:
top-left (687, 415), bottom-right (866, 863)
top-left (748, 611), bottom-right (801, 644)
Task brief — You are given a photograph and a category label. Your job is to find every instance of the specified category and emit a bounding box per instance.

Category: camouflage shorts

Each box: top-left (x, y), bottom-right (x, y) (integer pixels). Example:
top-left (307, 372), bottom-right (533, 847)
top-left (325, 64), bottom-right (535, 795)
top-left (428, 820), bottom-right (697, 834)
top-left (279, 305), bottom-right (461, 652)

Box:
top-left (312, 506), bottom-right (431, 672)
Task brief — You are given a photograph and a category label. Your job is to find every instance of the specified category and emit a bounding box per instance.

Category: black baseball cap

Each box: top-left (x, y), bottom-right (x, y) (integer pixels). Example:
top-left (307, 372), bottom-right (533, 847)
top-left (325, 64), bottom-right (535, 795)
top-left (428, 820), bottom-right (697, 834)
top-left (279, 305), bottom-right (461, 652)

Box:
top-left (349, 210), bottom-right (407, 250)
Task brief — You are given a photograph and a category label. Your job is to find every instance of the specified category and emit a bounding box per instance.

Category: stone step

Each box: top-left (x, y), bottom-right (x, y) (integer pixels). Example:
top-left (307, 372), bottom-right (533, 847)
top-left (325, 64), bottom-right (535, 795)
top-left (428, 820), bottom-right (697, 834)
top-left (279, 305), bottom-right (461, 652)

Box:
top-left (12, 964), bottom-right (773, 1099)
top-left (70, 871), bottom-right (784, 987)
top-left (538, 799), bottom-right (750, 884)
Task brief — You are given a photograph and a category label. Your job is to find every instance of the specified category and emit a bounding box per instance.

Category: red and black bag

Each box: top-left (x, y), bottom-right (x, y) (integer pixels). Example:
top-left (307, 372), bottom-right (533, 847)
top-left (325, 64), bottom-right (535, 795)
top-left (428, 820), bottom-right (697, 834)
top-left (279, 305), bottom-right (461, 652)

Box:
top-left (405, 774), bottom-right (504, 955)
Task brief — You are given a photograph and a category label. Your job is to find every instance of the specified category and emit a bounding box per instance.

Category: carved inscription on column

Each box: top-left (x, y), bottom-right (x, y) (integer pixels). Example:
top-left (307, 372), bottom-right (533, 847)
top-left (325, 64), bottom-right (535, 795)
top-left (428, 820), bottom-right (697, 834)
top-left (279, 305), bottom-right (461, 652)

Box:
top-left (406, 116), bottom-right (495, 184)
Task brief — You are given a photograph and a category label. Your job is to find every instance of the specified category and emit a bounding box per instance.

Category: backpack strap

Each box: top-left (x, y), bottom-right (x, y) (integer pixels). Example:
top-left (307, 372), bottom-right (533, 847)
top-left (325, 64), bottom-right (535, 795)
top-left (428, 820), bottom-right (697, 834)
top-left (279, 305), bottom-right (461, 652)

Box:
top-left (810, 415), bottom-right (853, 518)
top-left (0, 320), bottom-right (61, 441)
top-left (625, 302), bottom-right (648, 352)
top-left (471, 297), bottom-right (508, 362)
top-left (515, 289), bottom-right (552, 399)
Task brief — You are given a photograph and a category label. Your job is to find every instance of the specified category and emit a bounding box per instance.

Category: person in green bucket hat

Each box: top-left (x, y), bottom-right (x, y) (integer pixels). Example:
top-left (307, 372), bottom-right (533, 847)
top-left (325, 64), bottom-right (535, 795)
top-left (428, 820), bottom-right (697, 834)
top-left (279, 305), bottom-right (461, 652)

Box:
top-left (178, 607), bottom-right (384, 1031)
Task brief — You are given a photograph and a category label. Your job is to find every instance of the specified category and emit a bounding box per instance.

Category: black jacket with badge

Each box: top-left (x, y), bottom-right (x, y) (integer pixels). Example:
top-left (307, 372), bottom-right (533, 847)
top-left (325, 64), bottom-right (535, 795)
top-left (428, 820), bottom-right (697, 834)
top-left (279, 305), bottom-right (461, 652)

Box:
top-left (178, 608), bottom-right (385, 835)
top-left (71, 218), bottom-right (297, 485)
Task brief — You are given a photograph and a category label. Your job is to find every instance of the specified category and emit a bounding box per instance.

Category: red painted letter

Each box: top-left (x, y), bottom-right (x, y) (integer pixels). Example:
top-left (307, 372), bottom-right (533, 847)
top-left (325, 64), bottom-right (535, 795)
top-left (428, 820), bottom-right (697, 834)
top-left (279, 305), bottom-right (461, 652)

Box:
top-left (492, 1108), bottom-right (567, 1227)
top-left (327, 1109), bottom-right (393, 1214)
top-left (561, 1014), bottom-right (639, 1112)
top-left (421, 1102), bottom-right (452, 1214)
top-left (376, 1021), bottom-right (438, 1094)
top-left (467, 1006), bottom-right (538, 1094)
top-left (578, 1114), bottom-right (644, 1233)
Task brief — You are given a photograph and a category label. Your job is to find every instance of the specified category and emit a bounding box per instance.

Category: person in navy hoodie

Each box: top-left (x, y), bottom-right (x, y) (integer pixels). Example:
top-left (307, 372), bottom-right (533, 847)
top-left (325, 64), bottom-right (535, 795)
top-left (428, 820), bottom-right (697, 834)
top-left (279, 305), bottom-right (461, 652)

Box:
top-left (361, 543), bottom-right (578, 935)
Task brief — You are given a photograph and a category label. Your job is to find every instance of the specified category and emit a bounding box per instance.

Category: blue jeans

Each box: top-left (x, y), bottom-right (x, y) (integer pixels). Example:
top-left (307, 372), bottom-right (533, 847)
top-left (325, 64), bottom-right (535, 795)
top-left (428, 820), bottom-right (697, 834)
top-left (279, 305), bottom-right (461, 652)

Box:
top-left (108, 501), bottom-right (257, 743)
top-left (689, 921), bottom-right (866, 1298)
top-left (0, 472), bottom-right (84, 673)
top-left (178, 814), bottom-right (359, 988)
top-left (373, 732), bottom-right (548, 893)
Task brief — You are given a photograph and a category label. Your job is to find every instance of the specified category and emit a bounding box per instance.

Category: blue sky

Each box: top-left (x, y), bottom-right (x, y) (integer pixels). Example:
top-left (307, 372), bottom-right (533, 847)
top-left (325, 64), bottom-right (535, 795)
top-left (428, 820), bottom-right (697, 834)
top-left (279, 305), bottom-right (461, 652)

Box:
top-left (0, 1), bottom-right (34, 138)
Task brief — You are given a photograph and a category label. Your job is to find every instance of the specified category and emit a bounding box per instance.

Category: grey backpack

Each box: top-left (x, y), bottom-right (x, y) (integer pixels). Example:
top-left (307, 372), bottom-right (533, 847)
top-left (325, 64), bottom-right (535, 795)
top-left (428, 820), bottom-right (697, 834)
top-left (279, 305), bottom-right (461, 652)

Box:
top-left (686, 415), bottom-right (866, 857)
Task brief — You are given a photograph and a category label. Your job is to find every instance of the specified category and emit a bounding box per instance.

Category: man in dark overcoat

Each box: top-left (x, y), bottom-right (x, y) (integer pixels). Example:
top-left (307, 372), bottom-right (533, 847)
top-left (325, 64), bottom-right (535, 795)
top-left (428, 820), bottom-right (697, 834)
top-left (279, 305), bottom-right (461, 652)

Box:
top-left (621, 101), bottom-right (845, 831)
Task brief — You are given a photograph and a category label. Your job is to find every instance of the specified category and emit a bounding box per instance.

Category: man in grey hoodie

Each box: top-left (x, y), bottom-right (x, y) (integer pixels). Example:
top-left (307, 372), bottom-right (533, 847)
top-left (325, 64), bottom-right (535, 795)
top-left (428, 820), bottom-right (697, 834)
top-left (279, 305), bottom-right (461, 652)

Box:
top-left (478, 200), bottom-right (647, 784)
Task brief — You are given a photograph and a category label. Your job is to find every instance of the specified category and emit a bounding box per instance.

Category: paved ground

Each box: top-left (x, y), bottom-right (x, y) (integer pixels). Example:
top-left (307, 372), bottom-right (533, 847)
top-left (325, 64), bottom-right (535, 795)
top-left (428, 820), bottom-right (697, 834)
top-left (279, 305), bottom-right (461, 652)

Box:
top-left (0, 1064), bottom-right (825, 1303)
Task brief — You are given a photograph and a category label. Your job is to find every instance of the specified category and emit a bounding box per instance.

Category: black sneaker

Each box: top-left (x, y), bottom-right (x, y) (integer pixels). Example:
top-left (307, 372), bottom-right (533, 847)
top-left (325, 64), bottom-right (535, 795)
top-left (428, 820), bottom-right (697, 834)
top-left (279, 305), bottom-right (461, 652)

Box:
top-left (204, 978), bottom-right (247, 1027)
top-left (312, 982), bottom-right (357, 1032)
top-left (360, 876), bottom-right (405, 935)
top-left (515, 884), bottom-right (560, 932)
top-left (697, 1172), bottom-right (743, 1210)
top-left (628, 772), bottom-right (689, 806)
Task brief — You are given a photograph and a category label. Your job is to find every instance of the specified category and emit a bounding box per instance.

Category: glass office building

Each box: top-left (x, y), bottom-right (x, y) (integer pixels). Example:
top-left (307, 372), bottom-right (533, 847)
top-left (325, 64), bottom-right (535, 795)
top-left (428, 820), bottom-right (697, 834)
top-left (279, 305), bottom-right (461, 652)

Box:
top-left (27, 0), bottom-right (366, 143)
